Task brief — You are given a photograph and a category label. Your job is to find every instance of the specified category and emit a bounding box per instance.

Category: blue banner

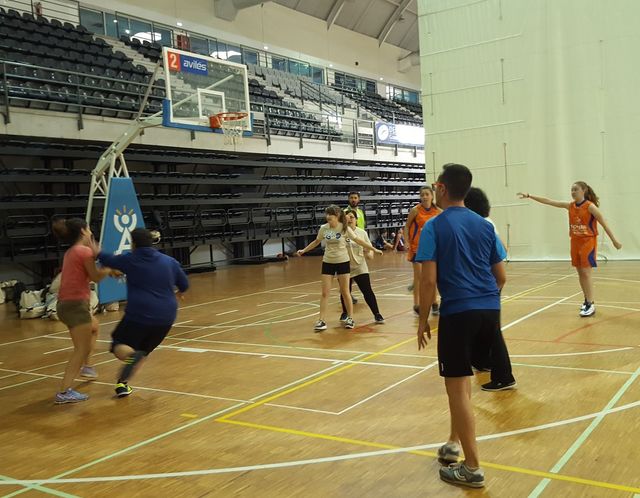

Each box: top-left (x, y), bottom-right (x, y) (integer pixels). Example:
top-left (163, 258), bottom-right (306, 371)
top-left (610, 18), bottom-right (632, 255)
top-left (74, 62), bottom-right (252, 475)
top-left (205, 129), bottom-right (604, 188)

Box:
top-left (375, 121), bottom-right (425, 147)
top-left (180, 54), bottom-right (209, 76)
top-left (98, 178), bottom-right (144, 304)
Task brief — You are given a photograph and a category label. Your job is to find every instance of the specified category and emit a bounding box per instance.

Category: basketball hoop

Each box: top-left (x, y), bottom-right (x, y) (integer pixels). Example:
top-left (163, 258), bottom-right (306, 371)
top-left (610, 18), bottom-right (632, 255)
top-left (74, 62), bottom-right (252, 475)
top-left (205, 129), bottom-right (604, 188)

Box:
top-left (209, 112), bottom-right (248, 145)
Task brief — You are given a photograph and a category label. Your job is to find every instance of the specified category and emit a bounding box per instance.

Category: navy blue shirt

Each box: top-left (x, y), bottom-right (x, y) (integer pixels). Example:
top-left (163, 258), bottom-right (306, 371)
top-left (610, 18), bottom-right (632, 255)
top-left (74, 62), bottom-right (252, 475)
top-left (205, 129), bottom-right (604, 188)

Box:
top-left (98, 247), bottom-right (189, 326)
top-left (415, 207), bottom-right (506, 316)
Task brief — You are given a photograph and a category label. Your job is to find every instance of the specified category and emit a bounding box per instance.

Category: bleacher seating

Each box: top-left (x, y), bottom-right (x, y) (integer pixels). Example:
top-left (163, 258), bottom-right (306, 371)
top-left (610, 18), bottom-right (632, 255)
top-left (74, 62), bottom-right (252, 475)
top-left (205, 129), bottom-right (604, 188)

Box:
top-left (332, 85), bottom-right (422, 125)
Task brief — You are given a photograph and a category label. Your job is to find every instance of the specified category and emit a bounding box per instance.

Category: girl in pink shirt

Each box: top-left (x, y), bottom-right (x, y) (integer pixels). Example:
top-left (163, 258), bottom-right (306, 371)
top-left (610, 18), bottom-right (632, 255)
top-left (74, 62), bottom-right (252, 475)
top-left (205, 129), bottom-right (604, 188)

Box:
top-left (52, 218), bottom-right (113, 404)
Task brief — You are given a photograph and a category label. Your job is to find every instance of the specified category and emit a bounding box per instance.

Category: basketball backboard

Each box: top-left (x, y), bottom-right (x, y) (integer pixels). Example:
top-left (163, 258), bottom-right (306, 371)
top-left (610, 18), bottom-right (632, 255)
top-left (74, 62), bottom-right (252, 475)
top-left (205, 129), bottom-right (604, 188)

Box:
top-left (162, 47), bottom-right (251, 133)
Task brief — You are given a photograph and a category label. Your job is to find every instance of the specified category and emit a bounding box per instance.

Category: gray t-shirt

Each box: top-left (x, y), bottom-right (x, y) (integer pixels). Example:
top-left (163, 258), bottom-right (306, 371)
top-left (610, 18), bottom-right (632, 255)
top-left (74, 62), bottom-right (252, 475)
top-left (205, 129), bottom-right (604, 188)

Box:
top-left (317, 222), bottom-right (356, 263)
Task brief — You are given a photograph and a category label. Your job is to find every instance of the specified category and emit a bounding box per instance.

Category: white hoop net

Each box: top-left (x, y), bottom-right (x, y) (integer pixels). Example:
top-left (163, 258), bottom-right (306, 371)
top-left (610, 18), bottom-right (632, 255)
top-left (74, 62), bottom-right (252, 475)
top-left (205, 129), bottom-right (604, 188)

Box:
top-left (220, 116), bottom-right (248, 145)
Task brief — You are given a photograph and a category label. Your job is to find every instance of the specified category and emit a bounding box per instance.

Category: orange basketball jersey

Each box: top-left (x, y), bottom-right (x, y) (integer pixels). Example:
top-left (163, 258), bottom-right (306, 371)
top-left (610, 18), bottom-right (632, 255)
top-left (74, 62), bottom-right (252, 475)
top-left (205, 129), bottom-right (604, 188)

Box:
top-left (408, 204), bottom-right (439, 254)
top-left (568, 200), bottom-right (598, 238)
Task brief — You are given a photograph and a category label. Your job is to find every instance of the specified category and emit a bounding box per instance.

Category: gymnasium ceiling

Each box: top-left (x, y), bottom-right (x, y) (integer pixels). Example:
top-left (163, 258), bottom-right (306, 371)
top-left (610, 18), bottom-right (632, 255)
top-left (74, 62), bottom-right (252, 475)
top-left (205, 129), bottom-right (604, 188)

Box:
top-left (273, 0), bottom-right (419, 53)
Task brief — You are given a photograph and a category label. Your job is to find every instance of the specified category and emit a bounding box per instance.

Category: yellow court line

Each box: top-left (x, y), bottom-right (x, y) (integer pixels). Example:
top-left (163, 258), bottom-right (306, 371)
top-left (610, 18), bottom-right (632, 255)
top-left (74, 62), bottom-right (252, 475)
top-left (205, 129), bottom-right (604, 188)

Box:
top-left (218, 419), bottom-right (640, 495)
top-left (217, 275), bottom-right (571, 422)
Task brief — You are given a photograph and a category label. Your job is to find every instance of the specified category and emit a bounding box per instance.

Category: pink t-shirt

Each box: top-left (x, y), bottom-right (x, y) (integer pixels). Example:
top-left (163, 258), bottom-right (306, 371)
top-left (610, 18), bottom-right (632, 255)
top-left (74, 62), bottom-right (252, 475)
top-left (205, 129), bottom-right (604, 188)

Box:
top-left (58, 245), bottom-right (93, 301)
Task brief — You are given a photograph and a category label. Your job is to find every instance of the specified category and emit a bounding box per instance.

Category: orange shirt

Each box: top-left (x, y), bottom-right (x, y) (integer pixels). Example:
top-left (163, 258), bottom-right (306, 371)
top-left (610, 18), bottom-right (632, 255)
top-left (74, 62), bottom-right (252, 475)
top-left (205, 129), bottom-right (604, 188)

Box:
top-left (408, 204), bottom-right (440, 253)
top-left (568, 200), bottom-right (598, 238)
top-left (58, 245), bottom-right (93, 301)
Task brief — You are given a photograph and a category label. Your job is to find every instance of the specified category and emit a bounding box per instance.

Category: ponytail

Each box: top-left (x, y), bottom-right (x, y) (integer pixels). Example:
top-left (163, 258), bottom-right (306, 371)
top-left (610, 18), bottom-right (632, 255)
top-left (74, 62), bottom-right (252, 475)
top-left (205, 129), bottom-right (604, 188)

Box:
top-left (52, 217), bottom-right (88, 244)
top-left (325, 204), bottom-right (348, 233)
top-left (575, 181), bottom-right (600, 207)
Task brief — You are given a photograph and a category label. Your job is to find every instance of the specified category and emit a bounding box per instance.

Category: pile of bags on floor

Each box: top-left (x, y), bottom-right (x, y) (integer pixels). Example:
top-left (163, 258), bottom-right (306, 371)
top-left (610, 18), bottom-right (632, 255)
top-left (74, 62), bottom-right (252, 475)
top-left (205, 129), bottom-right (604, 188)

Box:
top-left (0, 277), bottom-right (109, 320)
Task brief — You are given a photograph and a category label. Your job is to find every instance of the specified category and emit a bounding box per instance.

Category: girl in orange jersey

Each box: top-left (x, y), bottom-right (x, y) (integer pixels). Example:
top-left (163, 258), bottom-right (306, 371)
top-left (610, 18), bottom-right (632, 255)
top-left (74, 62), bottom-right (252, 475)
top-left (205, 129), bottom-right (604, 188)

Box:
top-left (404, 185), bottom-right (442, 315)
top-left (518, 182), bottom-right (622, 317)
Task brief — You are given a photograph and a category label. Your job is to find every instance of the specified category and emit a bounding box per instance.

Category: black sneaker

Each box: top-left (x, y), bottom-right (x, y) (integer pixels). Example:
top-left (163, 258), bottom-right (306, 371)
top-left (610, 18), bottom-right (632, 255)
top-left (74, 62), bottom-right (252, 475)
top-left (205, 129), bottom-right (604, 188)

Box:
top-left (344, 317), bottom-right (355, 329)
top-left (115, 382), bottom-right (132, 398)
top-left (481, 380), bottom-right (517, 392)
top-left (431, 302), bottom-right (440, 316)
top-left (314, 320), bottom-right (327, 332)
top-left (339, 312), bottom-right (348, 322)
top-left (374, 313), bottom-right (385, 323)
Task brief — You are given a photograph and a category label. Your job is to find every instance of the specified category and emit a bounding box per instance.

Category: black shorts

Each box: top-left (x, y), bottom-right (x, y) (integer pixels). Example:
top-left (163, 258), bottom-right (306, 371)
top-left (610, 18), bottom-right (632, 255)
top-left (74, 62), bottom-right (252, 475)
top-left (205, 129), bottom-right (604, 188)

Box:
top-left (110, 319), bottom-right (172, 355)
top-left (321, 261), bottom-right (350, 276)
top-left (437, 309), bottom-right (501, 377)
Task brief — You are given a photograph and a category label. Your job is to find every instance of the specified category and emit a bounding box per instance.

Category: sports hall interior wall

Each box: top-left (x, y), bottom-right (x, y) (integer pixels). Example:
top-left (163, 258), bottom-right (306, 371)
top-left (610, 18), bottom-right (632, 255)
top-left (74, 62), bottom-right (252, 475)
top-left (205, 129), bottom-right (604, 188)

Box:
top-left (418, 0), bottom-right (639, 260)
top-left (78, 0), bottom-right (421, 90)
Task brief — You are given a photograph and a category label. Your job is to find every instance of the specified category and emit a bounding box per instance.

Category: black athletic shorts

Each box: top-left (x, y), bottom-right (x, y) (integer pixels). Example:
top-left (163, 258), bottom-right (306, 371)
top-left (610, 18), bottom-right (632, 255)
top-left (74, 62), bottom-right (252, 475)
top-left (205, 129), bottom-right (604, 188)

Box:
top-left (110, 318), bottom-right (172, 355)
top-left (437, 309), bottom-right (501, 377)
top-left (321, 261), bottom-right (351, 276)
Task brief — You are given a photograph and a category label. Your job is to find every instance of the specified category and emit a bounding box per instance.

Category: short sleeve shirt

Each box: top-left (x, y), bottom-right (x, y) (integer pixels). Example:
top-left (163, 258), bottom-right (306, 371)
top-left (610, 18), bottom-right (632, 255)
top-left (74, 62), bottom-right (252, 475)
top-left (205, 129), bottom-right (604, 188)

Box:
top-left (415, 207), bottom-right (507, 316)
top-left (318, 223), bottom-right (350, 264)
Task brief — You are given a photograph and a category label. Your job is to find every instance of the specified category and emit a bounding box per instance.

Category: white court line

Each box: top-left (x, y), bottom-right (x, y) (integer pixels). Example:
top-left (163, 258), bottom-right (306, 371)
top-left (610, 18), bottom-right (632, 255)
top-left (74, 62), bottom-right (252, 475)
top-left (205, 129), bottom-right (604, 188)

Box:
top-left (173, 320), bottom-right (194, 326)
top-left (371, 277), bottom-right (387, 282)
top-left (257, 302), bottom-right (275, 307)
top-left (511, 362), bottom-right (634, 376)
top-left (3, 399), bottom-right (640, 486)
top-left (528, 365), bottom-right (640, 497)
top-left (502, 292), bottom-right (582, 331)
top-left (594, 276), bottom-right (640, 284)
top-left (511, 347), bottom-right (633, 358)
top-left (337, 361), bottom-right (438, 415)
top-left (290, 294), bottom-right (309, 300)
top-left (43, 346), bottom-right (73, 355)
top-left (215, 309), bottom-right (238, 316)
top-left (0, 318), bottom-right (124, 348)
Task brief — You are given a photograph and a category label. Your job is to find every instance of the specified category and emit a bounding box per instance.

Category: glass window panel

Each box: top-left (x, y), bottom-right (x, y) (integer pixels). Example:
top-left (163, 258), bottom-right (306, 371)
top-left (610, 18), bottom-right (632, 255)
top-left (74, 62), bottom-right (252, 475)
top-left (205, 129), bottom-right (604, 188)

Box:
top-left (243, 48), bottom-right (258, 66)
top-left (214, 41), bottom-right (226, 59)
top-left (226, 44), bottom-right (242, 63)
top-left (311, 66), bottom-right (323, 84)
top-left (288, 60), bottom-right (300, 75)
top-left (79, 8), bottom-right (104, 35)
top-left (298, 62), bottom-right (310, 77)
top-left (208, 39), bottom-right (218, 57)
top-left (365, 80), bottom-right (376, 93)
top-left (105, 13), bottom-right (119, 38)
top-left (130, 18), bottom-right (153, 44)
top-left (271, 56), bottom-right (287, 72)
top-left (190, 36), bottom-right (208, 55)
top-left (153, 25), bottom-right (173, 46)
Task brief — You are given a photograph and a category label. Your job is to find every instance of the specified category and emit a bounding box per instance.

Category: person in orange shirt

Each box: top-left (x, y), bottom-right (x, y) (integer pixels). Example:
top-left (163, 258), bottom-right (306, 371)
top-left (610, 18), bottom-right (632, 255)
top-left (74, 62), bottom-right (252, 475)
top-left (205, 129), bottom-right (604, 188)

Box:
top-left (404, 185), bottom-right (442, 315)
top-left (518, 182), bottom-right (622, 317)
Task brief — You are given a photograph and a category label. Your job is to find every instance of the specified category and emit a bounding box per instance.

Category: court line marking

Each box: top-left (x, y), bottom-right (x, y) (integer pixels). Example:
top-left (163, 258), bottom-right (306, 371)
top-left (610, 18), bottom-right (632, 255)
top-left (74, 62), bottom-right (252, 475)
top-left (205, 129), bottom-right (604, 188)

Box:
top-left (43, 346), bottom-right (73, 355)
top-left (529, 364), bottom-right (640, 497)
top-left (0, 474), bottom-right (79, 498)
top-left (510, 347), bottom-right (633, 358)
top-left (290, 294), bottom-right (308, 299)
top-left (215, 309), bottom-right (238, 315)
top-left (501, 292), bottom-right (582, 331)
top-left (2, 352), bottom-right (371, 497)
top-left (0, 318), bottom-right (124, 348)
top-left (3, 399), bottom-right (640, 490)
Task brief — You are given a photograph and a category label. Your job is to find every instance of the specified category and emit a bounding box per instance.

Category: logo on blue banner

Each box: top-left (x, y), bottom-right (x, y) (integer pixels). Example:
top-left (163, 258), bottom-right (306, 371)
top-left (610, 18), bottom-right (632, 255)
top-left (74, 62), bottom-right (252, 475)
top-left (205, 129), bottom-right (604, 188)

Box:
top-left (98, 178), bottom-right (144, 304)
top-left (180, 54), bottom-right (209, 75)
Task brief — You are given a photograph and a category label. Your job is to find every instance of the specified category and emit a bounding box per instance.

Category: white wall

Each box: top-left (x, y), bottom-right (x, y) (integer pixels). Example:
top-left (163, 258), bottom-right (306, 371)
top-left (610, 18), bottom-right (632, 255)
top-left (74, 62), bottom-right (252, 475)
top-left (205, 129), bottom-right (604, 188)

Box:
top-left (78, 0), bottom-right (421, 90)
top-left (418, 0), bottom-right (638, 261)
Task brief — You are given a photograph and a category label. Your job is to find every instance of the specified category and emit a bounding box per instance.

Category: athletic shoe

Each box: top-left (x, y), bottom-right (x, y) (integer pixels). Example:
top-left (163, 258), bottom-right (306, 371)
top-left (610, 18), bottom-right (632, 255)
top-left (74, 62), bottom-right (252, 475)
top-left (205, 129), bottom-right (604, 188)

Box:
top-left (115, 382), bottom-right (132, 398)
top-left (439, 462), bottom-right (485, 488)
top-left (344, 317), bottom-right (355, 329)
top-left (437, 442), bottom-right (461, 464)
top-left (374, 313), bottom-right (385, 323)
top-left (339, 312), bottom-right (348, 322)
top-left (55, 388), bottom-right (89, 404)
top-left (481, 380), bottom-right (517, 392)
top-left (79, 366), bottom-right (98, 380)
top-left (413, 305), bottom-right (420, 316)
top-left (351, 295), bottom-right (358, 304)
top-left (431, 302), bottom-right (440, 316)
top-left (314, 320), bottom-right (327, 332)
top-left (580, 300), bottom-right (588, 312)
top-left (580, 302), bottom-right (595, 317)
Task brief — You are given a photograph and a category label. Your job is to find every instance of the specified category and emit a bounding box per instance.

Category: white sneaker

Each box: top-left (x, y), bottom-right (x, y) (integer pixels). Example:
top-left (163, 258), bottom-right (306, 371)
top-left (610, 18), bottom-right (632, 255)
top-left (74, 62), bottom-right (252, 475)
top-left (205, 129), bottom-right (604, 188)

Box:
top-left (580, 302), bottom-right (595, 317)
top-left (344, 317), bottom-right (355, 329)
top-left (314, 320), bottom-right (327, 332)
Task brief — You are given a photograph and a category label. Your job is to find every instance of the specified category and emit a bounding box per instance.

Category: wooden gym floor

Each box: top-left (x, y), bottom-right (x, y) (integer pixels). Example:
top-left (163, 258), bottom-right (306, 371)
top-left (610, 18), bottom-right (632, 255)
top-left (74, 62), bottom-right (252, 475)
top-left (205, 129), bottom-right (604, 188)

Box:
top-left (0, 255), bottom-right (639, 497)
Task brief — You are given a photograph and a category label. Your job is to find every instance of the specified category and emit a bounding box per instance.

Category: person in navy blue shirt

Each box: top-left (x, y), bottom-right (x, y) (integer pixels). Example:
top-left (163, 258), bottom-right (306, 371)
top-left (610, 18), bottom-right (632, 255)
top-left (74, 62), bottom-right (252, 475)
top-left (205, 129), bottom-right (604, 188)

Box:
top-left (98, 228), bottom-right (189, 398)
top-left (415, 164), bottom-right (508, 489)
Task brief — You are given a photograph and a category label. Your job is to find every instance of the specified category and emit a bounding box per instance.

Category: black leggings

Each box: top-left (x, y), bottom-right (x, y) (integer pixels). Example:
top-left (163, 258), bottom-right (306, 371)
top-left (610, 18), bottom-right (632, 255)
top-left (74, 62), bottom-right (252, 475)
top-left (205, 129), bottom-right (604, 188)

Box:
top-left (340, 273), bottom-right (380, 316)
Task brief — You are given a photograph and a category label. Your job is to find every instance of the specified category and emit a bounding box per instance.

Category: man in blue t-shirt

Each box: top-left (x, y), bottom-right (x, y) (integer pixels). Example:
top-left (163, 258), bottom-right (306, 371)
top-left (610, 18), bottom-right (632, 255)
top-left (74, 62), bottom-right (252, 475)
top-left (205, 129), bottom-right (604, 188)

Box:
top-left (415, 163), bottom-right (509, 489)
top-left (98, 228), bottom-right (189, 398)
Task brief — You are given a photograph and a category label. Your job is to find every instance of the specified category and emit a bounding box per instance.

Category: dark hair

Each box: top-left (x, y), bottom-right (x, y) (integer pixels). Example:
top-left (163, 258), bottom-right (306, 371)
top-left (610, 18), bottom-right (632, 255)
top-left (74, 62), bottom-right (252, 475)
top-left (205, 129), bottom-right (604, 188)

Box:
top-left (325, 204), bottom-right (348, 233)
top-left (574, 181), bottom-right (600, 207)
top-left (348, 191), bottom-right (360, 198)
top-left (344, 207), bottom-right (358, 220)
top-left (464, 187), bottom-right (491, 218)
top-left (438, 163), bottom-right (472, 201)
top-left (419, 185), bottom-right (434, 194)
top-left (131, 228), bottom-right (153, 248)
top-left (52, 217), bottom-right (88, 244)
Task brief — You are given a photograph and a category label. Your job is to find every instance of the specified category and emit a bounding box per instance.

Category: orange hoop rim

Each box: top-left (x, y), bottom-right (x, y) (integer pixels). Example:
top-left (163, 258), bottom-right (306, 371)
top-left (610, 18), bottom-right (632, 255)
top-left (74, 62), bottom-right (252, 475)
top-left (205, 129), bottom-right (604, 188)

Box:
top-left (209, 112), bottom-right (248, 129)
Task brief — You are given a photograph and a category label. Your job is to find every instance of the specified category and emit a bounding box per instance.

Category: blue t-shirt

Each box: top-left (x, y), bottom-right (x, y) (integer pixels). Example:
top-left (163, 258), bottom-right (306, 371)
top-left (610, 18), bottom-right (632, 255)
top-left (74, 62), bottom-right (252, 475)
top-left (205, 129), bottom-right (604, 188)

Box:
top-left (98, 247), bottom-right (189, 326)
top-left (415, 207), bottom-right (506, 316)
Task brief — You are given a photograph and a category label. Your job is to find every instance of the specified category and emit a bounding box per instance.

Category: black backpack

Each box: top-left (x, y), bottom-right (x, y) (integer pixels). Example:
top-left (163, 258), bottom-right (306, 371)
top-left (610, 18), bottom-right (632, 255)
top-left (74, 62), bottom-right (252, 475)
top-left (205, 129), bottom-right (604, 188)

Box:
top-left (12, 281), bottom-right (27, 312)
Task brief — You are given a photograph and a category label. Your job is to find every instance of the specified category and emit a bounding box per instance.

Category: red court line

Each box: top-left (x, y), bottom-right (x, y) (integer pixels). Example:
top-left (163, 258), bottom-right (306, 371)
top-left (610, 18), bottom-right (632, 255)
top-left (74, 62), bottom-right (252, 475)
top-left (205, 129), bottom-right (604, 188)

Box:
top-left (552, 310), bottom-right (640, 343)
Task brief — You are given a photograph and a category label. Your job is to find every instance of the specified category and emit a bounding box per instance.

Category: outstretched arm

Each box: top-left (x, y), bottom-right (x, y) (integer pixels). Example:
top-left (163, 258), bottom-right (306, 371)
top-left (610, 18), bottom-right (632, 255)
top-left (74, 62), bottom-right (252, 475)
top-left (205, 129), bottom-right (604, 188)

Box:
top-left (346, 227), bottom-right (383, 254)
top-left (588, 204), bottom-right (622, 249)
top-left (517, 192), bottom-right (570, 210)
top-left (296, 232), bottom-right (323, 256)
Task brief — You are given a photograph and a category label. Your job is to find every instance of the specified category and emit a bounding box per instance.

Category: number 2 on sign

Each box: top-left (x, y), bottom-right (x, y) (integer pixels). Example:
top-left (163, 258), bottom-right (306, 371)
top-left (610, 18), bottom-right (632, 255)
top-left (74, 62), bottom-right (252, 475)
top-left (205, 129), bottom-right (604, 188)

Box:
top-left (168, 52), bottom-right (180, 72)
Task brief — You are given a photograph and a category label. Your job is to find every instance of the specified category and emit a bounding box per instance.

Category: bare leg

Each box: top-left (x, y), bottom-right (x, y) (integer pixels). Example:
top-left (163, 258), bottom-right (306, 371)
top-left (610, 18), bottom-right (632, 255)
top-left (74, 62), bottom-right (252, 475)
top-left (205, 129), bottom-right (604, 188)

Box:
top-left (84, 316), bottom-right (99, 367)
top-left (445, 376), bottom-right (479, 468)
top-left (412, 262), bottom-right (421, 307)
top-left (59, 322), bottom-right (93, 392)
top-left (337, 274), bottom-right (353, 317)
top-left (577, 267), bottom-right (594, 302)
top-left (113, 343), bottom-right (145, 384)
top-left (318, 274), bottom-right (333, 320)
